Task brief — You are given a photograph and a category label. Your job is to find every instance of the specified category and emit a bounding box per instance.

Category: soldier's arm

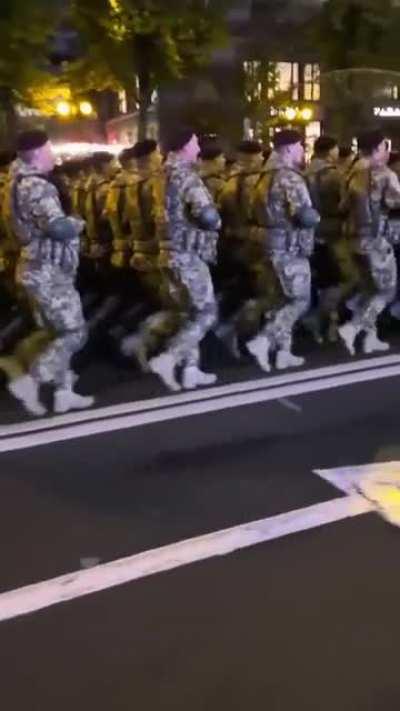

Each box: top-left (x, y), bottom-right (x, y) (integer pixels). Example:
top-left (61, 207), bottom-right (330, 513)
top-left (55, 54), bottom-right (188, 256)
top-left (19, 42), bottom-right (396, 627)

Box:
top-left (149, 175), bottom-right (167, 239)
top-left (283, 171), bottom-right (320, 228)
top-left (384, 168), bottom-right (400, 209)
top-left (183, 172), bottom-right (221, 230)
top-left (25, 177), bottom-right (83, 240)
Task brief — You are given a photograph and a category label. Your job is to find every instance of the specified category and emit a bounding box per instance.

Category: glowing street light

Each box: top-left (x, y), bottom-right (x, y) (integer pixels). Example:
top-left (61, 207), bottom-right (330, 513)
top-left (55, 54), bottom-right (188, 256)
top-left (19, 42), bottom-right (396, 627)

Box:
top-left (300, 107), bottom-right (313, 122)
top-left (284, 107), bottom-right (297, 122)
top-left (79, 100), bottom-right (93, 117)
top-left (56, 100), bottom-right (72, 118)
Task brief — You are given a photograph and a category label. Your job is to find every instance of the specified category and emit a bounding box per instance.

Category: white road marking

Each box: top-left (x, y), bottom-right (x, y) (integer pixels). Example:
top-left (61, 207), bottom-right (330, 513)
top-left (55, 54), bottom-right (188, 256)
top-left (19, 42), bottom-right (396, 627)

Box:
top-left (2, 353), bottom-right (400, 438)
top-left (316, 461), bottom-right (400, 527)
top-left (0, 494), bottom-right (372, 623)
top-left (316, 461), bottom-right (400, 494)
top-left (2, 359), bottom-right (400, 453)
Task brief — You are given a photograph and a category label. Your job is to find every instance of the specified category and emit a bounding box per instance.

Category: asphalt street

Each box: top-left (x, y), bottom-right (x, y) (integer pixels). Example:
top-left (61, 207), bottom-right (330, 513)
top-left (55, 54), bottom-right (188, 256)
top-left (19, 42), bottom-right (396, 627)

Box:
top-left (1, 340), bottom-right (400, 710)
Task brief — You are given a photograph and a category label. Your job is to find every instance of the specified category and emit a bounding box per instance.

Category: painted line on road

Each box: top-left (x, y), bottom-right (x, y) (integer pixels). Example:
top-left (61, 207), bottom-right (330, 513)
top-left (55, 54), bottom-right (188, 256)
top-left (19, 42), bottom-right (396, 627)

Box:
top-left (0, 494), bottom-right (373, 623)
top-left (2, 353), bottom-right (400, 438)
top-left (1, 360), bottom-right (400, 453)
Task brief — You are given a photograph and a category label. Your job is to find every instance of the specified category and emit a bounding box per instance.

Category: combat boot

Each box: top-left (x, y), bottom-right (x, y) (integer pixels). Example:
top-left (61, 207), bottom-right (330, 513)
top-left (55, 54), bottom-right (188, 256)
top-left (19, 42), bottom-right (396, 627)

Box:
top-left (182, 366), bottom-right (217, 390)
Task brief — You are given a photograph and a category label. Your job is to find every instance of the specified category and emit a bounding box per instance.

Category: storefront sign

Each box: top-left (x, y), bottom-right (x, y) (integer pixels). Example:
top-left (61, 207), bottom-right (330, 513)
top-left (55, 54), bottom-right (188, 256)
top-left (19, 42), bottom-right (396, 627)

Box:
top-left (374, 106), bottom-right (400, 118)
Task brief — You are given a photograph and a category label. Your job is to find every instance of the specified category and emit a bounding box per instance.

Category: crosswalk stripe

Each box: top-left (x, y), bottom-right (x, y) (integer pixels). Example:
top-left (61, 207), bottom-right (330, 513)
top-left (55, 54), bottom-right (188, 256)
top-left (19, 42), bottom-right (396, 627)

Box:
top-left (0, 494), bottom-right (373, 624)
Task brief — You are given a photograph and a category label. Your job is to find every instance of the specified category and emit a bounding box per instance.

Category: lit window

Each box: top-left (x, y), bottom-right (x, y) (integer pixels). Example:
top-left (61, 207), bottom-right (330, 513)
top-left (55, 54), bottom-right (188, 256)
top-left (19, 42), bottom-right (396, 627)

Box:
top-left (118, 90), bottom-right (128, 114)
top-left (270, 62), bottom-right (299, 100)
top-left (304, 64), bottom-right (320, 101)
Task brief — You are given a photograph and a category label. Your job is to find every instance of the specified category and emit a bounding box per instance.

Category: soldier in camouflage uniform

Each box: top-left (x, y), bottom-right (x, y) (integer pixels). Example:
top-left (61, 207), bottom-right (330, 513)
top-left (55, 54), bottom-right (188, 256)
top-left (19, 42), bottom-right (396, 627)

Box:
top-left (0, 150), bottom-right (29, 354)
top-left (246, 129), bottom-right (320, 372)
top-left (198, 144), bottom-right (226, 207)
top-left (106, 147), bottom-right (137, 272)
top-left (338, 130), bottom-right (400, 355)
top-left (0, 130), bottom-right (93, 416)
top-left (0, 150), bottom-right (18, 295)
top-left (149, 128), bottom-right (221, 391)
top-left (215, 140), bottom-right (270, 355)
top-left (305, 135), bottom-right (345, 343)
top-left (85, 152), bottom-right (119, 263)
top-left (82, 151), bottom-right (124, 334)
top-left (118, 140), bottom-right (178, 369)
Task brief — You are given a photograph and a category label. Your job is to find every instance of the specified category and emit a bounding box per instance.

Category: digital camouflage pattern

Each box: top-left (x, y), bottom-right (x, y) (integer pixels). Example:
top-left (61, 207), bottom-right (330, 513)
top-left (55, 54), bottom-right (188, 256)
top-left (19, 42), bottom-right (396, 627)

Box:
top-left (159, 155), bottom-right (219, 366)
top-left (9, 159), bottom-right (82, 274)
top-left (8, 158), bottom-right (87, 386)
top-left (342, 158), bottom-right (400, 330)
top-left (16, 262), bottom-right (87, 387)
top-left (252, 151), bottom-right (316, 350)
top-left (161, 154), bottom-right (219, 265)
top-left (164, 252), bottom-right (217, 367)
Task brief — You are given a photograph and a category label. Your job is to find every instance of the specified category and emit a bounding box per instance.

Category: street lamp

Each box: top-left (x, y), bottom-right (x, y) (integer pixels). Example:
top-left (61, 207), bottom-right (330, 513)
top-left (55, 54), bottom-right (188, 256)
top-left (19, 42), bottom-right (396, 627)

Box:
top-left (79, 100), bottom-right (93, 117)
top-left (56, 100), bottom-right (72, 118)
top-left (300, 107), bottom-right (313, 122)
top-left (285, 107), bottom-right (297, 122)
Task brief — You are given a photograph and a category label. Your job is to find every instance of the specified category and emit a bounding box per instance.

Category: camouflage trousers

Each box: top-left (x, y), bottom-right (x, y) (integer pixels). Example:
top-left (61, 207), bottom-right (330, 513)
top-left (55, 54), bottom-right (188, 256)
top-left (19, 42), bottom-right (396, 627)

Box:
top-left (134, 268), bottom-right (181, 356)
top-left (163, 253), bottom-right (217, 367)
top-left (260, 252), bottom-right (311, 351)
top-left (348, 238), bottom-right (397, 331)
top-left (16, 262), bottom-right (87, 388)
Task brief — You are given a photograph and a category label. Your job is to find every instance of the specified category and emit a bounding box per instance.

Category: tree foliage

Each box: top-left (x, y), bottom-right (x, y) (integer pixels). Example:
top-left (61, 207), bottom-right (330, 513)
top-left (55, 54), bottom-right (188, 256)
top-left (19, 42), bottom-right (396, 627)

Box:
top-left (312, 0), bottom-right (400, 71)
top-left (309, 0), bottom-right (400, 140)
top-left (68, 0), bottom-right (232, 138)
top-left (0, 0), bottom-right (60, 142)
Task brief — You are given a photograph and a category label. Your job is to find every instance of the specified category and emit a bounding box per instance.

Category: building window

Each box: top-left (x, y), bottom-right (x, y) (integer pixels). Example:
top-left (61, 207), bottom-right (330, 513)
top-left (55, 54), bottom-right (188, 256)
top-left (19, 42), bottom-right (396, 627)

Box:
top-left (243, 60), bottom-right (262, 103)
top-left (118, 89), bottom-right (128, 114)
top-left (244, 60), bottom-right (300, 104)
top-left (269, 62), bottom-right (299, 101)
top-left (304, 64), bottom-right (320, 101)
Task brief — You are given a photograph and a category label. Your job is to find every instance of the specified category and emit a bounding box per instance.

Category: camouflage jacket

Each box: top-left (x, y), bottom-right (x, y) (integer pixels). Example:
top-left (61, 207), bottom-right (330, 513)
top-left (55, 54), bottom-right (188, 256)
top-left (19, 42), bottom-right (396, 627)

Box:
top-left (162, 154), bottom-right (220, 265)
top-left (198, 160), bottom-right (226, 209)
top-left (125, 168), bottom-right (166, 272)
top-left (105, 170), bottom-right (138, 268)
top-left (219, 154), bottom-right (264, 241)
top-left (8, 159), bottom-right (83, 275)
top-left (253, 152), bottom-right (316, 256)
top-left (0, 170), bottom-right (18, 268)
top-left (342, 157), bottom-right (400, 247)
top-left (85, 173), bottom-right (113, 257)
top-left (306, 158), bottom-right (344, 242)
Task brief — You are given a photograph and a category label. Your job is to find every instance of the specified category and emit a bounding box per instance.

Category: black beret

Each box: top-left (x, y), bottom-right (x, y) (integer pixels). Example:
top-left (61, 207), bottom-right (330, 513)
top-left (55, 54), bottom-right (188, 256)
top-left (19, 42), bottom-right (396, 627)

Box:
top-left (273, 130), bottom-right (303, 148)
top-left (237, 140), bottom-right (263, 155)
top-left (314, 135), bottom-right (338, 156)
top-left (131, 139), bottom-right (158, 159)
top-left (17, 129), bottom-right (49, 152)
top-left (165, 127), bottom-right (195, 153)
top-left (92, 151), bottom-right (114, 167)
top-left (199, 145), bottom-right (224, 161)
top-left (119, 147), bottom-right (136, 165)
top-left (338, 145), bottom-right (353, 159)
top-left (357, 130), bottom-right (386, 154)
